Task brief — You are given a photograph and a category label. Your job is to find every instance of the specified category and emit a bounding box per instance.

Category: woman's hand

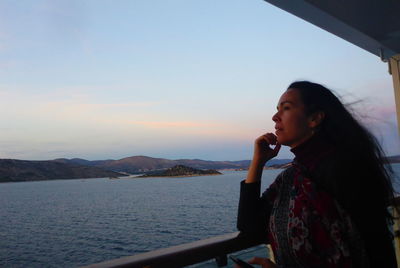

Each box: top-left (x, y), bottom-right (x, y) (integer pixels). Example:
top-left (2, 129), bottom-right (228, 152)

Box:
top-left (253, 133), bottom-right (281, 166)
top-left (245, 133), bottom-right (281, 183)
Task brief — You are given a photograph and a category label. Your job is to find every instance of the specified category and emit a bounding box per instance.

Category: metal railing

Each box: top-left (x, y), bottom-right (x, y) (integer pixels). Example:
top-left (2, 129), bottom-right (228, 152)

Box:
top-left (83, 197), bottom-right (400, 268)
top-left (392, 197), bottom-right (400, 263)
top-left (82, 232), bottom-right (265, 268)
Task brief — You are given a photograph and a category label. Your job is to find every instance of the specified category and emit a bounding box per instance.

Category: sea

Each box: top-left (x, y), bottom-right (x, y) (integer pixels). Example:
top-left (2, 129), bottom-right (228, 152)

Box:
top-left (1, 164), bottom-right (399, 268)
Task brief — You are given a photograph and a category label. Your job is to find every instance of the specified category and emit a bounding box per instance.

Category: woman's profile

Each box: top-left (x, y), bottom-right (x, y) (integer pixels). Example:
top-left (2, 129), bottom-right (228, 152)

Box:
top-left (237, 81), bottom-right (397, 267)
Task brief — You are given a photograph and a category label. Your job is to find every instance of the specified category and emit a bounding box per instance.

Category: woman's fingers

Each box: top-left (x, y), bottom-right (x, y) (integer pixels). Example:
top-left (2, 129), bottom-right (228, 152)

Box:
top-left (254, 133), bottom-right (280, 156)
top-left (253, 133), bottom-right (280, 164)
top-left (257, 133), bottom-right (277, 146)
top-left (263, 133), bottom-right (277, 145)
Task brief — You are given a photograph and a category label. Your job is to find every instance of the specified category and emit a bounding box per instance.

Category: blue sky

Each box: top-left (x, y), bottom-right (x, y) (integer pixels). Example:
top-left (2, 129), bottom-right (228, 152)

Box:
top-left (0, 0), bottom-right (398, 161)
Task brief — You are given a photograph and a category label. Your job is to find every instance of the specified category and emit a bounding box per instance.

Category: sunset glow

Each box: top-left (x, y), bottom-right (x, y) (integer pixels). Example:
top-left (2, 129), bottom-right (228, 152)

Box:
top-left (0, 0), bottom-right (398, 161)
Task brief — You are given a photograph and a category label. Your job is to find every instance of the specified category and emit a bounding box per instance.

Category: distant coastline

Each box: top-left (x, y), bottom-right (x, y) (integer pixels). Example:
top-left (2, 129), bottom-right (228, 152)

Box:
top-left (1, 154), bottom-right (399, 183)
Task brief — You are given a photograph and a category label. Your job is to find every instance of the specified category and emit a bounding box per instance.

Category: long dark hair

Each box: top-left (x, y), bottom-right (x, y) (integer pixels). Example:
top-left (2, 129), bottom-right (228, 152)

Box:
top-left (288, 81), bottom-right (395, 221)
top-left (289, 81), bottom-right (397, 266)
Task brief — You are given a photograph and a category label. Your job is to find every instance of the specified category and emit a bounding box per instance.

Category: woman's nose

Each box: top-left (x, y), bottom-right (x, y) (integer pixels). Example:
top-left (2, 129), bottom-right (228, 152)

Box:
top-left (272, 112), bottom-right (279, 122)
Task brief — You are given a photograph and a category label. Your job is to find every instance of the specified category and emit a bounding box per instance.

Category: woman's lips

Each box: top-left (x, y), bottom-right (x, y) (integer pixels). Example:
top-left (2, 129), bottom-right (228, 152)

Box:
top-left (275, 128), bottom-right (283, 135)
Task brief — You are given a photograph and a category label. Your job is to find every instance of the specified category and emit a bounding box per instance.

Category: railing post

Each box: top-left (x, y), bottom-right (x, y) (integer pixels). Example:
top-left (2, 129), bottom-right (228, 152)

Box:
top-left (393, 200), bottom-right (400, 265)
top-left (389, 54), bottom-right (400, 136)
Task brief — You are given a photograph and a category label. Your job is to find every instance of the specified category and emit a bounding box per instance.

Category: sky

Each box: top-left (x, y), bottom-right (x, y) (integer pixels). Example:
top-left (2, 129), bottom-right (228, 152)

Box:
top-left (0, 0), bottom-right (399, 161)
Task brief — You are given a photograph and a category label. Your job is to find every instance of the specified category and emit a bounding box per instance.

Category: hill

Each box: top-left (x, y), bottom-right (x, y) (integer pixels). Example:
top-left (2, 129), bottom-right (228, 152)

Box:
top-left (0, 159), bottom-right (125, 183)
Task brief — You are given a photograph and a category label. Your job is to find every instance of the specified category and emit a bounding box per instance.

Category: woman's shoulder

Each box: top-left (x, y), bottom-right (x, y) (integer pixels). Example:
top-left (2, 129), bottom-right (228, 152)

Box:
top-left (278, 164), bottom-right (296, 177)
top-left (271, 165), bottom-right (296, 186)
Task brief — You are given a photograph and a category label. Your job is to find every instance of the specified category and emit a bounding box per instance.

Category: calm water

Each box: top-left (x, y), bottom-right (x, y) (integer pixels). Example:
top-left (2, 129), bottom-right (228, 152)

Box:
top-left (0, 169), bottom-right (281, 267)
top-left (1, 164), bottom-right (399, 268)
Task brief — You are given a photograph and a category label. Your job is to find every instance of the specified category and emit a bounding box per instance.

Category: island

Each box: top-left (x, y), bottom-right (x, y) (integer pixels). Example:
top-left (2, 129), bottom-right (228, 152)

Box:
top-left (138, 165), bottom-right (222, 178)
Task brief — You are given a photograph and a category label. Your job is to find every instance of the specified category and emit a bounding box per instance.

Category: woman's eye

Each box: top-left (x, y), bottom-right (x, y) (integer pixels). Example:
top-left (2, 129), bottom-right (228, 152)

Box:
top-left (283, 106), bottom-right (290, 110)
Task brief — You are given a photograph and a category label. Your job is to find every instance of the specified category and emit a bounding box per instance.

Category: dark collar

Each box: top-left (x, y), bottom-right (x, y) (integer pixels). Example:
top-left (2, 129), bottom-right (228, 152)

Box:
top-left (291, 133), bottom-right (334, 172)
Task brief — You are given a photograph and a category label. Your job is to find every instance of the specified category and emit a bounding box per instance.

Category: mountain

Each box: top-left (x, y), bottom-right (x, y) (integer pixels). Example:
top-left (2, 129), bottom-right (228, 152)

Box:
top-left (54, 156), bottom-right (292, 174)
top-left (0, 159), bottom-right (126, 183)
top-left (139, 165), bottom-right (222, 177)
top-left (387, 155), bottom-right (400, 163)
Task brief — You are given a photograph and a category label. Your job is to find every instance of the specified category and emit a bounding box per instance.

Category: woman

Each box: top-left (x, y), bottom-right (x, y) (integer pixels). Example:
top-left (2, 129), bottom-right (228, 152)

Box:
top-left (237, 81), bottom-right (397, 267)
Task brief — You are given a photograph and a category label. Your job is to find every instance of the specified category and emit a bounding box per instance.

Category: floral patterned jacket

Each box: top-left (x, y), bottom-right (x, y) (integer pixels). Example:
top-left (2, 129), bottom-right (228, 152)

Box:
top-left (238, 165), bottom-right (367, 268)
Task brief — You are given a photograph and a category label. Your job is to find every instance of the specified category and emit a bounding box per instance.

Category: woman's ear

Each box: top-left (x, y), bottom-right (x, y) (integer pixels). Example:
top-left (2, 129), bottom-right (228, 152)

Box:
top-left (308, 111), bottom-right (325, 128)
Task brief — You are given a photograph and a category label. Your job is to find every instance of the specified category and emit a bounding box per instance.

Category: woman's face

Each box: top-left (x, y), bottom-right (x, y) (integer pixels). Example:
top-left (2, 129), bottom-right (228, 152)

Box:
top-left (272, 88), bottom-right (315, 148)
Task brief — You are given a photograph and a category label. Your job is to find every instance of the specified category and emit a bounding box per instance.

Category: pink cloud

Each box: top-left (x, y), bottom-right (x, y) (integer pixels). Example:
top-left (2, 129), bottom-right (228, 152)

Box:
top-left (373, 105), bottom-right (396, 119)
top-left (352, 102), bottom-right (397, 125)
top-left (129, 120), bottom-right (217, 128)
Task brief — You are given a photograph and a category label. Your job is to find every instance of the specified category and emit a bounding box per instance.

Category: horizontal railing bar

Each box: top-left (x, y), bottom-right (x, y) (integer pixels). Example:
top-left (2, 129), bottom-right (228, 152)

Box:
top-left (81, 232), bottom-right (265, 268)
top-left (83, 198), bottom-right (400, 268)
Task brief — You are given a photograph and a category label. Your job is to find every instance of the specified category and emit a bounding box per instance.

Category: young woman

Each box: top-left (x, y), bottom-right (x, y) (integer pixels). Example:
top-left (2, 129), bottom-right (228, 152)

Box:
top-left (237, 81), bottom-right (397, 267)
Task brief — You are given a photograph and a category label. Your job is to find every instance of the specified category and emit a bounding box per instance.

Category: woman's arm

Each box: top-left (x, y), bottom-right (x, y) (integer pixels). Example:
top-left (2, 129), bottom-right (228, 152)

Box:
top-left (237, 133), bottom-right (281, 234)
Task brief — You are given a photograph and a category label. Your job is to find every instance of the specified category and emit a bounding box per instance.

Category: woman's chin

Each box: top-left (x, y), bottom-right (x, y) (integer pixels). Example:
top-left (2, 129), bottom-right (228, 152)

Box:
top-left (276, 137), bottom-right (286, 145)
